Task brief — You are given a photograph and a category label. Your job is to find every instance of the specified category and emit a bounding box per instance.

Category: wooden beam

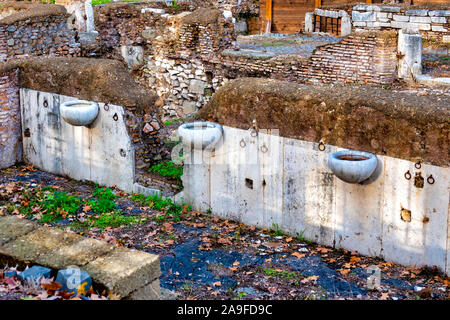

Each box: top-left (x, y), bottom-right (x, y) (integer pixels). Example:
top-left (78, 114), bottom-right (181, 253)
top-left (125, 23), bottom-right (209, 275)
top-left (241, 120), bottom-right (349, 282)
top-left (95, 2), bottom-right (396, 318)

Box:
top-left (366, 0), bottom-right (373, 3)
top-left (315, 0), bottom-right (322, 8)
top-left (265, 0), bottom-right (272, 34)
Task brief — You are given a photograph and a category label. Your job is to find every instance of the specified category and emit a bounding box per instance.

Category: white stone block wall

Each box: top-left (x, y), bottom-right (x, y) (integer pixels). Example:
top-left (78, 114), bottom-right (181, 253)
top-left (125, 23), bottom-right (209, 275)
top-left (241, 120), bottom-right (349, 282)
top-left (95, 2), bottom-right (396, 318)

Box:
top-left (351, 5), bottom-right (449, 35)
top-left (178, 126), bottom-right (450, 275)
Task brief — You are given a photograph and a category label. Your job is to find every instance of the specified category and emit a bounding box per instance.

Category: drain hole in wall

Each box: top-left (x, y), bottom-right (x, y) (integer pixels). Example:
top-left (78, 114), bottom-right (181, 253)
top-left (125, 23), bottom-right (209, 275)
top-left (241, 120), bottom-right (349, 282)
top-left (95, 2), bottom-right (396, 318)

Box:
top-left (400, 207), bottom-right (412, 222)
top-left (24, 128), bottom-right (30, 137)
top-left (414, 172), bottom-right (424, 188)
top-left (245, 178), bottom-right (253, 189)
top-left (119, 149), bottom-right (126, 157)
top-left (262, 179), bottom-right (266, 187)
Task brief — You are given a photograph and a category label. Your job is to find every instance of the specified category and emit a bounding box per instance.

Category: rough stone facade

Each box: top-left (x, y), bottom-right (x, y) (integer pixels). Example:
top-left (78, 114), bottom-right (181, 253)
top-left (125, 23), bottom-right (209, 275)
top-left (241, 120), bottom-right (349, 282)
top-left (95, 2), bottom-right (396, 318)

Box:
top-left (95, 4), bottom-right (398, 120)
top-left (0, 6), bottom-right (81, 61)
top-left (0, 69), bottom-right (20, 169)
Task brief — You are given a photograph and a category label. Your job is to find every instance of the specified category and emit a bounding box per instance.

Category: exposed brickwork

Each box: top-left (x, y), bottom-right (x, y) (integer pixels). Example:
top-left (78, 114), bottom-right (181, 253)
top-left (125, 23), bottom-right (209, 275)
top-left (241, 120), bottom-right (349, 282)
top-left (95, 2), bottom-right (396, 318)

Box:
top-left (0, 69), bottom-right (21, 169)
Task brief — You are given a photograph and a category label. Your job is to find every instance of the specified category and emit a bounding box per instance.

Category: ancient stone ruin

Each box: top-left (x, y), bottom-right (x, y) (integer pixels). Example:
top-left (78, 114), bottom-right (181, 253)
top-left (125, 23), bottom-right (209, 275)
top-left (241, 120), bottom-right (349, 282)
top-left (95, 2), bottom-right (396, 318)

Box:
top-left (0, 0), bottom-right (448, 301)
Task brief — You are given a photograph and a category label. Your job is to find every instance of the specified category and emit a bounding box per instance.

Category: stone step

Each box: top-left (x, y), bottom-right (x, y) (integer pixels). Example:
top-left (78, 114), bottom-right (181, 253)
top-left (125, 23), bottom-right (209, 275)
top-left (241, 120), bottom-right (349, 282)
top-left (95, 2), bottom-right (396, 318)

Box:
top-left (0, 216), bottom-right (161, 299)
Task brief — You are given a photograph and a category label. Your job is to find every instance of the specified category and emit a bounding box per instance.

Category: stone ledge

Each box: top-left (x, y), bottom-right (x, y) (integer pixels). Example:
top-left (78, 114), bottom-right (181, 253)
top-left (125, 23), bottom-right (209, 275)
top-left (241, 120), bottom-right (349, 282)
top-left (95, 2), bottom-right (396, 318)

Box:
top-left (0, 216), bottom-right (161, 299)
top-left (82, 247), bottom-right (161, 298)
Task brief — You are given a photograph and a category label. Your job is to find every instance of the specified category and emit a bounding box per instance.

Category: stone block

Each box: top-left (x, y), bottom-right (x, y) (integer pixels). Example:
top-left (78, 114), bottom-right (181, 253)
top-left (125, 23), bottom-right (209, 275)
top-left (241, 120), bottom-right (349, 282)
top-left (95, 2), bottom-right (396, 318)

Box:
top-left (189, 79), bottom-right (207, 95)
top-left (0, 227), bottom-right (82, 264)
top-left (125, 279), bottom-right (161, 300)
top-left (182, 101), bottom-right (197, 115)
top-left (234, 20), bottom-right (247, 34)
top-left (82, 247), bottom-right (161, 298)
top-left (405, 9), bottom-right (429, 16)
top-left (341, 16), bottom-right (352, 36)
top-left (393, 15), bottom-right (410, 22)
top-left (305, 12), bottom-right (315, 33)
top-left (352, 11), bottom-right (376, 22)
top-left (0, 216), bottom-right (39, 245)
top-left (352, 21), bottom-right (367, 27)
top-left (409, 16), bottom-right (431, 24)
top-left (430, 16), bottom-right (447, 24)
top-left (431, 25), bottom-right (448, 32)
top-left (18, 265), bottom-right (51, 283)
top-left (428, 10), bottom-right (450, 17)
top-left (391, 21), bottom-right (430, 31)
top-left (56, 267), bottom-right (92, 296)
top-left (36, 237), bottom-right (115, 269)
top-left (398, 29), bottom-right (422, 78)
top-left (315, 9), bottom-right (339, 19)
top-left (379, 6), bottom-right (401, 13)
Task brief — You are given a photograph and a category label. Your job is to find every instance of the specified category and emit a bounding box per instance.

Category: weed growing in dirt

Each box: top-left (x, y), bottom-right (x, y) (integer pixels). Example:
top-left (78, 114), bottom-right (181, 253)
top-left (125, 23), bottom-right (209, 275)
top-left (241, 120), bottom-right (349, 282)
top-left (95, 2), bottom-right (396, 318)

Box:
top-left (80, 212), bottom-right (145, 230)
top-left (130, 193), bottom-right (190, 222)
top-left (88, 187), bottom-right (118, 214)
top-left (262, 267), bottom-right (297, 279)
top-left (149, 161), bottom-right (183, 182)
top-left (3, 184), bottom-right (144, 229)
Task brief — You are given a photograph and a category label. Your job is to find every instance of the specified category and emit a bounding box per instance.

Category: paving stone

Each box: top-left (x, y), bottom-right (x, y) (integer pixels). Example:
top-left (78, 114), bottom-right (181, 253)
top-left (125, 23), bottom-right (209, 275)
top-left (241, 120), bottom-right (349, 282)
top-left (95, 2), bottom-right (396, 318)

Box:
top-left (17, 265), bottom-right (51, 283)
top-left (0, 216), bottom-right (39, 245)
top-left (82, 247), bottom-right (161, 298)
top-left (56, 268), bottom-right (92, 296)
top-left (0, 227), bottom-right (82, 265)
top-left (36, 237), bottom-right (116, 269)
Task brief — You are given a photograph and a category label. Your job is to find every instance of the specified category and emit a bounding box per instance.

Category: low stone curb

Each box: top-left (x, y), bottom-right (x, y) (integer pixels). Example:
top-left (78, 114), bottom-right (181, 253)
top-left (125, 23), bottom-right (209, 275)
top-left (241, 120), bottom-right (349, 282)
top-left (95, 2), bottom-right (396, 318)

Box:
top-left (0, 216), bottom-right (161, 300)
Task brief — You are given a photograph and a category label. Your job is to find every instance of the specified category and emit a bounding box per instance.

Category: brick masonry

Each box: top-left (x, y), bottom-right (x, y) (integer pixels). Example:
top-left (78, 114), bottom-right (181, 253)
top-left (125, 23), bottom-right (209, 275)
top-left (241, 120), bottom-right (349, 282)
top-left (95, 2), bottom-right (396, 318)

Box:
top-left (0, 69), bottom-right (20, 169)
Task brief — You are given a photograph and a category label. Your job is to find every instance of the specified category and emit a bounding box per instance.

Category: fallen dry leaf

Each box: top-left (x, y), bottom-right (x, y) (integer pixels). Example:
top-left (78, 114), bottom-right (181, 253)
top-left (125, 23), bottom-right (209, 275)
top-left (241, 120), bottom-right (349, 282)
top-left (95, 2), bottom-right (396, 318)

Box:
top-left (291, 252), bottom-right (306, 259)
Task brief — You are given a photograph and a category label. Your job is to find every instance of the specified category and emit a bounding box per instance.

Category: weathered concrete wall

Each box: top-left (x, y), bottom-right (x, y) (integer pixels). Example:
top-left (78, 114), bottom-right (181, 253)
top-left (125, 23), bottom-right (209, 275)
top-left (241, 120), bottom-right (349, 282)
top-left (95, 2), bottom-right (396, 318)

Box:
top-left (0, 70), bottom-right (20, 169)
top-left (198, 78), bottom-right (450, 167)
top-left (20, 88), bottom-right (162, 197)
top-left (178, 126), bottom-right (450, 274)
top-left (20, 89), bottom-right (135, 192)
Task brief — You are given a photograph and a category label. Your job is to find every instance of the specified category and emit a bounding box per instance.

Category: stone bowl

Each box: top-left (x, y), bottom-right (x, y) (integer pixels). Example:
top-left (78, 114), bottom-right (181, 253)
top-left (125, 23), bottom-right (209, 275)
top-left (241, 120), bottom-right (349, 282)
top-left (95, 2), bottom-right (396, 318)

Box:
top-left (60, 100), bottom-right (99, 126)
top-left (178, 121), bottom-right (223, 150)
top-left (328, 150), bottom-right (378, 184)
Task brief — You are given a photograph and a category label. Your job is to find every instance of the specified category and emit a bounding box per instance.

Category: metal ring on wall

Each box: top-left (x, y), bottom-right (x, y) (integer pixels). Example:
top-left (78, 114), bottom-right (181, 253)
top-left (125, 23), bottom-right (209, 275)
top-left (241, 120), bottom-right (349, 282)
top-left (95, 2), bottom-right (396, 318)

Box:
top-left (404, 170), bottom-right (411, 180)
top-left (239, 139), bottom-right (246, 148)
top-left (427, 175), bottom-right (435, 185)
top-left (318, 141), bottom-right (325, 151)
top-left (415, 161), bottom-right (421, 169)
top-left (260, 144), bottom-right (268, 153)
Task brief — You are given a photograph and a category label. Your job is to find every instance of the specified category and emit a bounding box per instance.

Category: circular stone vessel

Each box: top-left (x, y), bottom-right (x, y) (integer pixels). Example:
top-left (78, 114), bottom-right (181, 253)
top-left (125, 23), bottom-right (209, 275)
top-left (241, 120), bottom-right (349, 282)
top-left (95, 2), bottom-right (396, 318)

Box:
top-left (60, 100), bottom-right (99, 126)
top-left (178, 121), bottom-right (223, 150)
top-left (328, 150), bottom-right (378, 184)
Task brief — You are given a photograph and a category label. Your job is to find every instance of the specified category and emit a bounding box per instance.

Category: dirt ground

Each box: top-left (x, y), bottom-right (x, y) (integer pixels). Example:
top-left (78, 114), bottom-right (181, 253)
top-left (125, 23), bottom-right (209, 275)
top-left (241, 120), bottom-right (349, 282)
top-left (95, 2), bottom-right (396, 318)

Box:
top-left (0, 165), bottom-right (449, 300)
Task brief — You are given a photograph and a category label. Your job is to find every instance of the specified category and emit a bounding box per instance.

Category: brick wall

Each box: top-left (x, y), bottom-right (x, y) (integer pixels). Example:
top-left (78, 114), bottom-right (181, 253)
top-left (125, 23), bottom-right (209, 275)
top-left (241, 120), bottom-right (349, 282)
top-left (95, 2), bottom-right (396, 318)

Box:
top-left (0, 69), bottom-right (21, 169)
top-left (302, 32), bottom-right (397, 84)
